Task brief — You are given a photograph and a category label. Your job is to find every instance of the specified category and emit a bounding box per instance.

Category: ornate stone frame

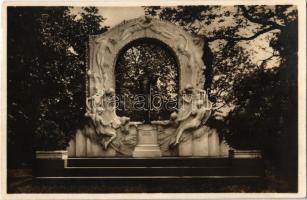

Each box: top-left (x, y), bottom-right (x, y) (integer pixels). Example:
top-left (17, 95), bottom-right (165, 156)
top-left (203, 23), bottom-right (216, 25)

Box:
top-left (87, 16), bottom-right (205, 98)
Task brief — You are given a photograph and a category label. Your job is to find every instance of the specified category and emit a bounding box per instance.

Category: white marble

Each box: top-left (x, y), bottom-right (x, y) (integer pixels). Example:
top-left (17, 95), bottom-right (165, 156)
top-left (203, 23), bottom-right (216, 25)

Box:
top-left (133, 124), bottom-right (162, 157)
top-left (88, 17), bottom-right (205, 93)
top-left (36, 150), bottom-right (68, 160)
top-left (208, 129), bottom-right (220, 156)
top-left (179, 136), bottom-right (193, 156)
top-left (67, 137), bottom-right (76, 157)
top-left (192, 128), bottom-right (209, 156)
top-left (76, 129), bottom-right (87, 157)
top-left (233, 150), bottom-right (262, 158)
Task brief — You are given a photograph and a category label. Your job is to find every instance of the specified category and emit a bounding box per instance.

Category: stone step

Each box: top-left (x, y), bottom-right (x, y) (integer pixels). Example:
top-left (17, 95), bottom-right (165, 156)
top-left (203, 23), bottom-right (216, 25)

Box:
top-left (35, 157), bottom-right (264, 178)
top-left (36, 176), bottom-right (263, 181)
top-left (64, 167), bottom-right (249, 177)
top-left (63, 165), bottom-right (264, 177)
top-left (67, 157), bottom-right (233, 167)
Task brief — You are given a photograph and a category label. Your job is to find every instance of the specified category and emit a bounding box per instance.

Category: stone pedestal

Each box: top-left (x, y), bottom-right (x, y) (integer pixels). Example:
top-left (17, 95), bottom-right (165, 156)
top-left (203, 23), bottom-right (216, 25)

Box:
top-left (34, 150), bottom-right (67, 177)
top-left (76, 129), bottom-right (87, 157)
top-left (178, 136), bottom-right (193, 156)
top-left (87, 139), bottom-right (116, 157)
top-left (191, 127), bottom-right (208, 156)
top-left (133, 124), bottom-right (162, 157)
top-left (208, 130), bottom-right (220, 156)
top-left (67, 138), bottom-right (76, 157)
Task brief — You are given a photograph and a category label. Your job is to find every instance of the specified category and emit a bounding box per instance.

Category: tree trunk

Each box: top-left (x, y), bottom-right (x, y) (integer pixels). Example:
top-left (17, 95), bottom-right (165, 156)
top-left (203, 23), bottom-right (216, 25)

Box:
top-left (202, 37), bottom-right (214, 95)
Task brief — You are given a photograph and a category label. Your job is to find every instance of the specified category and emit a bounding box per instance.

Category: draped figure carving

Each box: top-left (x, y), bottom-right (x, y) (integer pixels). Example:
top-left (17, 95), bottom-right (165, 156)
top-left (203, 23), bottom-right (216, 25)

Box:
top-left (169, 85), bottom-right (212, 147)
top-left (85, 88), bottom-right (130, 149)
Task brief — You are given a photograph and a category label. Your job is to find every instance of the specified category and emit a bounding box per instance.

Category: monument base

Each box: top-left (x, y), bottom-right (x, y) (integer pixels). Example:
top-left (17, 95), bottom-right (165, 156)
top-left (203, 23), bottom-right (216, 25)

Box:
top-left (132, 124), bottom-right (162, 158)
top-left (132, 144), bottom-right (162, 157)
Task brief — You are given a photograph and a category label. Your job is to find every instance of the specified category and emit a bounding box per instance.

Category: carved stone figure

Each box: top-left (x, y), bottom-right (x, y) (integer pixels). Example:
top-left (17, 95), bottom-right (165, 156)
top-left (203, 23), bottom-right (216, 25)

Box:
top-left (169, 85), bottom-right (212, 147)
top-left (94, 38), bottom-right (114, 87)
top-left (177, 84), bottom-right (194, 121)
top-left (85, 88), bottom-right (105, 115)
top-left (85, 87), bottom-right (130, 149)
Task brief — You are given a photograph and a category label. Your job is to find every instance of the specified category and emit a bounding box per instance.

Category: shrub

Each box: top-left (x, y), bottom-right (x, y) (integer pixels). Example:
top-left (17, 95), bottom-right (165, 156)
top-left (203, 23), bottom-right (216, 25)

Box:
top-left (34, 120), bottom-right (67, 150)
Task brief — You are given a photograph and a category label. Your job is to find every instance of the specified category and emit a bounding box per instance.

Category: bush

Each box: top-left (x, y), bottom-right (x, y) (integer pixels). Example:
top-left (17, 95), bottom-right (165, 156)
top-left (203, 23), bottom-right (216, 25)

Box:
top-left (34, 120), bottom-right (67, 150)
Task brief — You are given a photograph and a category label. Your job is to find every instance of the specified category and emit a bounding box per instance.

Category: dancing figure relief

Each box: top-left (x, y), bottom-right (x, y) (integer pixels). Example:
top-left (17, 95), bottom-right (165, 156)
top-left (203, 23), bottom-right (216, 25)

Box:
top-left (169, 85), bottom-right (212, 147)
top-left (94, 38), bottom-right (114, 88)
top-left (87, 70), bottom-right (104, 93)
top-left (85, 88), bottom-right (130, 149)
top-left (175, 34), bottom-right (199, 71)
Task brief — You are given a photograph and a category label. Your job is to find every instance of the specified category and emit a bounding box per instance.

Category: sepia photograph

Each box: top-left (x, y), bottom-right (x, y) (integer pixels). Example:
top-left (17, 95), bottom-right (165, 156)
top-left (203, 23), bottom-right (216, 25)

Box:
top-left (1, 1), bottom-right (306, 199)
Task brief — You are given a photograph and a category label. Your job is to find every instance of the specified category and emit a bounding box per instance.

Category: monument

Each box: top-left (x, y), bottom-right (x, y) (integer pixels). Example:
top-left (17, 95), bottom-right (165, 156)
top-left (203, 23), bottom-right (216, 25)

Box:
top-left (35, 17), bottom-right (262, 179)
top-left (66, 16), bottom-right (232, 158)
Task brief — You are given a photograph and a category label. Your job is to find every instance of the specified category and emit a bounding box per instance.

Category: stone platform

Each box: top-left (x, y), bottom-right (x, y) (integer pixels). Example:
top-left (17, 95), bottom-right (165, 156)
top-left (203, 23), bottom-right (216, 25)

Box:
top-left (67, 126), bottom-right (231, 157)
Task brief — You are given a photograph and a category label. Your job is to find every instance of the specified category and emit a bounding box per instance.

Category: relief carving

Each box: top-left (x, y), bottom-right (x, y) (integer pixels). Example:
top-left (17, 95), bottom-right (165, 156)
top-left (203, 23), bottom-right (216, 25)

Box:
top-left (175, 34), bottom-right (197, 70)
top-left (87, 70), bottom-right (103, 93)
top-left (120, 17), bottom-right (154, 41)
top-left (169, 84), bottom-right (212, 147)
top-left (93, 38), bottom-right (114, 88)
top-left (85, 88), bottom-right (130, 149)
top-left (120, 17), bottom-right (176, 42)
top-left (85, 17), bottom-right (207, 153)
top-left (149, 24), bottom-right (174, 39)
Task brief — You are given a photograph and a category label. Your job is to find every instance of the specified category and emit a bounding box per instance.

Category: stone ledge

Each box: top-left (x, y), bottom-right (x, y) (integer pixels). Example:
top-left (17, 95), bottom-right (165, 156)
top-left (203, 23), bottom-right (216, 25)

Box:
top-left (36, 150), bottom-right (68, 160)
top-left (132, 145), bottom-right (162, 158)
top-left (232, 150), bottom-right (262, 158)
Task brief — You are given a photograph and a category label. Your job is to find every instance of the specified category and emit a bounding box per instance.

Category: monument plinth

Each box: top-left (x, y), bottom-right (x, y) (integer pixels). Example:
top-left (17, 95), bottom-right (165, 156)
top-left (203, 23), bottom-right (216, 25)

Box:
top-left (133, 124), bottom-right (162, 157)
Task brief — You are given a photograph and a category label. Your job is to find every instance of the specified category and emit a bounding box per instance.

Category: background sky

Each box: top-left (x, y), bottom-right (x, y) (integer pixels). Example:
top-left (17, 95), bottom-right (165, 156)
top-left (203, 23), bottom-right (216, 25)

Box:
top-left (98, 7), bottom-right (145, 27)
top-left (71, 7), bottom-right (145, 27)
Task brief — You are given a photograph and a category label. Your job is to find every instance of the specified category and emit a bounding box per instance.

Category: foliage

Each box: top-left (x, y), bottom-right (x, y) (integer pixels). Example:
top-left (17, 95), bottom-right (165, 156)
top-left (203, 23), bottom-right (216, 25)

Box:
top-left (115, 39), bottom-right (178, 122)
top-left (34, 120), bottom-right (67, 150)
top-left (224, 15), bottom-right (298, 174)
top-left (145, 6), bottom-right (298, 175)
top-left (7, 7), bottom-right (107, 166)
top-left (145, 5), bottom-right (297, 117)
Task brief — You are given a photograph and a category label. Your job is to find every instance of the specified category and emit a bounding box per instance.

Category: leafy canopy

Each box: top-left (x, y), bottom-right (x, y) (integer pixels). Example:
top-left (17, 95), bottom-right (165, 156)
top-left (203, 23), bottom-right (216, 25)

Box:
top-left (7, 7), bottom-right (107, 162)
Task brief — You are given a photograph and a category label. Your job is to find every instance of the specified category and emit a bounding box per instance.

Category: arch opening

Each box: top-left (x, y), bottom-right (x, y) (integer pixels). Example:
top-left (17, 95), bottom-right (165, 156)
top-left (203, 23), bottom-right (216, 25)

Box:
top-left (115, 38), bottom-right (179, 123)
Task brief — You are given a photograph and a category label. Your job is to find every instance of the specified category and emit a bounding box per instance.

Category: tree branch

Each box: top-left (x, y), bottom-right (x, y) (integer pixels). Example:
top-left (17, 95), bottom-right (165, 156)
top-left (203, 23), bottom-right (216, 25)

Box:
top-left (239, 6), bottom-right (285, 29)
top-left (207, 26), bottom-right (280, 42)
top-left (213, 102), bottom-right (229, 113)
top-left (257, 53), bottom-right (280, 69)
top-left (207, 6), bottom-right (285, 43)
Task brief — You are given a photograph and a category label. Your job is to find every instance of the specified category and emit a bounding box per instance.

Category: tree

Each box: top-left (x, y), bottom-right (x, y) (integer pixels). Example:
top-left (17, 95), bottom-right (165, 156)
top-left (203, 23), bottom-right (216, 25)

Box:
top-left (145, 6), bottom-right (297, 117)
top-left (145, 6), bottom-right (298, 175)
top-left (7, 7), bottom-right (107, 166)
top-left (224, 11), bottom-right (298, 175)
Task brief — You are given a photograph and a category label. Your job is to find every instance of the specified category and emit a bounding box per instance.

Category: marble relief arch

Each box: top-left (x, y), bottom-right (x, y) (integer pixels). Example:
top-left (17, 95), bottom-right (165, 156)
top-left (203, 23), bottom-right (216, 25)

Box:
top-left (67, 16), bottom-right (230, 157)
top-left (88, 16), bottom-right (205, 96)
